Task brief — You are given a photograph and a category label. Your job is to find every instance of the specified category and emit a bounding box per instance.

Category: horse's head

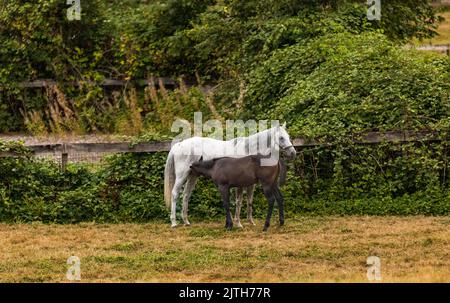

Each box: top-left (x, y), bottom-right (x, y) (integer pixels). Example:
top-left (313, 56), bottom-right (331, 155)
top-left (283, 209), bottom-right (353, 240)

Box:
top-left (275, 122), bottom-right (296, 159)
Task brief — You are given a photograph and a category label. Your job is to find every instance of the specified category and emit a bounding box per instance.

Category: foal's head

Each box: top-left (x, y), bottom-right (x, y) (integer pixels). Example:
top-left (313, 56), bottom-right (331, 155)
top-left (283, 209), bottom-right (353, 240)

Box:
top-left (190, 156), bottom-right (216, 177)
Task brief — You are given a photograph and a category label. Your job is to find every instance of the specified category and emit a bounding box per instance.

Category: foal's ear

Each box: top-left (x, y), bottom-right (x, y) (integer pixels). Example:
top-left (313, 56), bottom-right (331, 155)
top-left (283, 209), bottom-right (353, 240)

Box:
top-left (199, 156), bottom-right (203, 162)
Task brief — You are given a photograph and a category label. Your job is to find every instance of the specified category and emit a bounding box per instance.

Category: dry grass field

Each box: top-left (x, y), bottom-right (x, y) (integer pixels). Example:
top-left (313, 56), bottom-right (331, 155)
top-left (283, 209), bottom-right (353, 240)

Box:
top-left (0, 216), bottom-right (450, 283)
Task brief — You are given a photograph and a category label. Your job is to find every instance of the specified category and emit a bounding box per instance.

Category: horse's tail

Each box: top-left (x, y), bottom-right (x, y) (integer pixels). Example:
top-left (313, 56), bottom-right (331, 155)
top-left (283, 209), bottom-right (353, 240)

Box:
top-left (164, 149), bottom-right (176, 209)
top-left (278, 160), bottom-right (287, 186)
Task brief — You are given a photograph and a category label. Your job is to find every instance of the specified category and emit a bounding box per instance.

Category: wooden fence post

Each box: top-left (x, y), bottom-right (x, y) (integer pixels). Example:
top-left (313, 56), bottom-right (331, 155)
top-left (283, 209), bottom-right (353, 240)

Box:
top-left (61, 143), bottom-right (68, 172)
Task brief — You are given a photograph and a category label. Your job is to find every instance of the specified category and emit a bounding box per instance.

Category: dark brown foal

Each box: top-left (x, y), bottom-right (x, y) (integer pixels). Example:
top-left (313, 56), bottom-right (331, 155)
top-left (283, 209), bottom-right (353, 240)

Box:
top-left (190, 155), bottom-right (286, 231)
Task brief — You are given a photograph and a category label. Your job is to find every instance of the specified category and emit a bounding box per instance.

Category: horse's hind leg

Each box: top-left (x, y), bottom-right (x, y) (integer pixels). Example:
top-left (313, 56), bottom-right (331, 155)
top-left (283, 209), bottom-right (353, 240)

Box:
top-left (246, 185), bottom-right (256, 225)
top-left (182, 174), bottom-right (197, 226)
top-left (170, 171), bottom-right (189, 228)
top-left (220, 185), bottom-right (233, 230)
top-left (234, 188), bottom-right (244, 228)
top-left (170, 181), bottom-right (182, 228)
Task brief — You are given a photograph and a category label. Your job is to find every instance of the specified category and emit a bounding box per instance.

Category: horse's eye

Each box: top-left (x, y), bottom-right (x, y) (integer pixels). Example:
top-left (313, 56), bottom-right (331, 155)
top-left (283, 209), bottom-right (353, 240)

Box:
top-left (279, 137), bottom-right (284, 141)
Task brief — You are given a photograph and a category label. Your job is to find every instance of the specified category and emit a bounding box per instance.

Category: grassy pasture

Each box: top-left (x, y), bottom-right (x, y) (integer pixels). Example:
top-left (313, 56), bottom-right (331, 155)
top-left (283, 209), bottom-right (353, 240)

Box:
top-left (0, 216), bottom-right (449, 283)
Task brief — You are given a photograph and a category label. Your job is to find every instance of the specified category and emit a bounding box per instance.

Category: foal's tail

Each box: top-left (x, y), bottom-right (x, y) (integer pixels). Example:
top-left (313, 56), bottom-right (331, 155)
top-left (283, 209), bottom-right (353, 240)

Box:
top-left (164, 149), bottom-right (176, 209)
top-left (278, 160), bottom-right (287, 186)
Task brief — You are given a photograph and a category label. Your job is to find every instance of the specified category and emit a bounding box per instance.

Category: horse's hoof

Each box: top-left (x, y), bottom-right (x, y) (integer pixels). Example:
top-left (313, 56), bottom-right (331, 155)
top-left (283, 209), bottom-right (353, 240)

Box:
top-left (249, 220), bottom-right (256, 226)
top-left (236, 222), bottom-right (243, 229)
top-left (263, 227), bottom-right (268, 232)
top-left (183, 221), bottom-right (191, 226)
top-left (171, 223), bottom-right (178, 228)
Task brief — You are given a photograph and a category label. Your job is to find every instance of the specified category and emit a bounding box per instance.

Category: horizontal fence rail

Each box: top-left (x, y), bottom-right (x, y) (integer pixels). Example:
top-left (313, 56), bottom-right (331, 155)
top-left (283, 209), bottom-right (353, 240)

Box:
top-left (431, 0), bottom-right (450, 7)
top-left (414, 44), bottom-right (450, 56)
top-left (291, 130), bottom-right (444, 146)
top-left (415, 44), bottom-right (450, 51)
top-left (0, 131), bottom-right (445, 157)
top-left (0, 77), bottom-right (207, 91)
top-left (0, 131), bottom-right (447, 172)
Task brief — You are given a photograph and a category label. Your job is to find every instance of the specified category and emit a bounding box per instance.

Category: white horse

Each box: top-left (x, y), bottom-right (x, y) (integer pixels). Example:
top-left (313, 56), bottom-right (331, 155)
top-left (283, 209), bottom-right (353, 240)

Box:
top-left (164, 123), bottom-right (296, 227)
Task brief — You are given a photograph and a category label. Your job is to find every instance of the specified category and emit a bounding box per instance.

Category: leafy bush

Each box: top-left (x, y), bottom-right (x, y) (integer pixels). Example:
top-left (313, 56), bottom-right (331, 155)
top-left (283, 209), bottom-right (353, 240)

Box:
top-left (0, 0), bottom-right (444, 133)
top-left (1, 142), bottom-right (449, 223)
top-left (246, 32), bottom-right (450, 138)
top-left (240, 33), bottom-right (450, 215)
top-left (0, 1), bottom-right (449, 222)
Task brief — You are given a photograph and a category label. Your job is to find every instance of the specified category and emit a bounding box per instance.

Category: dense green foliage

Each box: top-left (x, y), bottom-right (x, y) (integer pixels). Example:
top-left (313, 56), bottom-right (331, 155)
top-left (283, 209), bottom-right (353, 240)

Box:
top-left (0, 0), bottom-right (445, 133)
top-left (246, 32), bottom-right (450, 137)
top-left (1, 0), bottom-right (439, 82)
top-left (0, 140), bottom-right (449, 223)
top-left (1, 1), bottom-right (450, 222)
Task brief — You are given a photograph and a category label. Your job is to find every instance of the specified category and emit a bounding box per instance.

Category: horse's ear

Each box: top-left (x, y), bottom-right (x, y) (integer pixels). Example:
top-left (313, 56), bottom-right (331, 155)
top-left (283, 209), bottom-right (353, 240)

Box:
top-left (282, 122), bottom-right (286, 129)
top-left (199, 156), bottom-right (203, 162)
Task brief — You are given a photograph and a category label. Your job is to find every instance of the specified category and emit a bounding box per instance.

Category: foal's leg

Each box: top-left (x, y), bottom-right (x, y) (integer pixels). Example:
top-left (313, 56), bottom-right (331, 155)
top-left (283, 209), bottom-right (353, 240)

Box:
top-left (274, 187), bottom-right (285, 226)
top-left (246, 185), bottom-right (256, 225)
top-left (219, 185), bottom-right (233, 230)
top-left (262, 185), bottom-right (276, 232)
top-left (234, 188), bottom-right (244, 228)
top-left (182, 174), bottom-right (198, 226)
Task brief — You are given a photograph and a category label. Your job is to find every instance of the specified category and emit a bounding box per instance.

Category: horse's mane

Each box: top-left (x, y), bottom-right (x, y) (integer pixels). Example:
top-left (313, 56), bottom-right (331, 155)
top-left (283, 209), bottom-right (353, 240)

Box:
top-left (229, 127), bottom-right (275, 150)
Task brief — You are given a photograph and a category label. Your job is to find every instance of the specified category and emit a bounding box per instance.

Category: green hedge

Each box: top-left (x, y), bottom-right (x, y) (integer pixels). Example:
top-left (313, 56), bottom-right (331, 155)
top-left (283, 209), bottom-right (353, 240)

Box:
top-left (1, 141), bottom-right (449, 223)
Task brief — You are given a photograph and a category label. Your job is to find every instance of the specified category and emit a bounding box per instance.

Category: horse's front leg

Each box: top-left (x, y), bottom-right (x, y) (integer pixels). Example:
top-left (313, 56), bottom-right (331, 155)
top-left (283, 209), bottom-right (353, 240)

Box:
top-left (182, 174), bottom-right (198, 226)
top-left (220, 185), bottom-right (233, 230)
top-left (275, 187), bottom-right (285, 226)
top-left (246, 185), bottom-right (256, 226)
top-left (234, 187), bottom-right (244, 228)
top-left (262, 186), bottom-right (276, 232)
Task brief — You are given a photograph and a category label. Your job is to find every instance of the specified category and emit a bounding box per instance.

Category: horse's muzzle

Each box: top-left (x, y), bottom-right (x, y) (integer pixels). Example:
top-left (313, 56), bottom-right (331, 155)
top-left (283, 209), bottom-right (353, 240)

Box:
top-left (286, 147), bottom-right (297, 159)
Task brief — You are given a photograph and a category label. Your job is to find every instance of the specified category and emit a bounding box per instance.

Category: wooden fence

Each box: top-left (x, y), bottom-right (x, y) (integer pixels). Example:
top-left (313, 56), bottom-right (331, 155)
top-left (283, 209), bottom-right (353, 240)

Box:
top-left (414, 44), bottom-right (450, 56)
top-left (0, 131), bottom-right (446, 171)
top-left (0, 77), bottom-right (208, 92)
top-left (3, 41), bottom-right (450, 93)
top-left (431, 0), bottom-right (450, 7)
